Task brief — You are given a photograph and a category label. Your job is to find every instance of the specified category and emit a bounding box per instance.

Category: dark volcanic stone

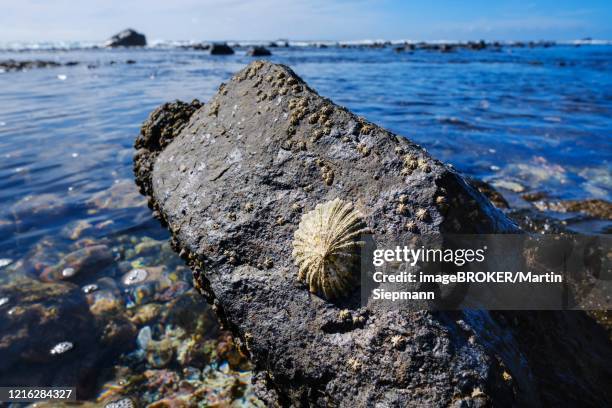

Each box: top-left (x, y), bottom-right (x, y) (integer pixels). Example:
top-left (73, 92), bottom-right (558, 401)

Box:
top-left (133, 61), bottom-right (612, 407)
top-left (210, 43), bottom-right (234, 55)
top-left (247, 46), bottom-right (272, 56)
top-left (105, 28), bottom-right (147, 47)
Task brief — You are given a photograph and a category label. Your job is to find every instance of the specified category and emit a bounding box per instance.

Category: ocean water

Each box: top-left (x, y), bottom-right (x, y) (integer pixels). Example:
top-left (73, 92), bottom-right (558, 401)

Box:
top-left (0, 43), bottom-right (610, 404)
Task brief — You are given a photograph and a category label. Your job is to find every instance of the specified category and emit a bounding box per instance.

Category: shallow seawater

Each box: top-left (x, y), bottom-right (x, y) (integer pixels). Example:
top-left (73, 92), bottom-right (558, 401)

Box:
top-left (0, 44), bottom-right (610, 405)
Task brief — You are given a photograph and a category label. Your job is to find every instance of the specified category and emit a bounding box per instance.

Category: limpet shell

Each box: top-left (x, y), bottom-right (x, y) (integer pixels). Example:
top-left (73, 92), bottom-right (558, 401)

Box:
top-left (292, 198), bottom-right (370, 299)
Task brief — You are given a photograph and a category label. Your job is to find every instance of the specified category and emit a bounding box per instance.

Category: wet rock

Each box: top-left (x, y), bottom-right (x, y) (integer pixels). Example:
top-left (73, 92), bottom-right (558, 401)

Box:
top-left (86, 180), bottom-right (146, 210)
top-left (0, 60), bottom-right (61, 72)
top-left (61, 220), bottom-right (94, 240)
top-left (105, 29), bottom-right (147, 47)
top-left (247, 46), bottom-right (272, 56)
top-left (467, 177), bottom-right (510, 209)
top-left (40, 244), bottom-right (115, 283)
top-left (210, 43), bottom-right (234, 55)
top-left (133, 61), bottom-right (612, 407)
top-left (0, 278), bottom-right (104, 397)
top-left (134, 238), bottom-right (165, 256)
top-left (11, 193), bottom-right (68, 225)
top-left (491, 179), bottom-right (525, 193)
top-left (521, 191), bottom-right (548, 202)
top-left (534, 199), bottom-right (612, 220)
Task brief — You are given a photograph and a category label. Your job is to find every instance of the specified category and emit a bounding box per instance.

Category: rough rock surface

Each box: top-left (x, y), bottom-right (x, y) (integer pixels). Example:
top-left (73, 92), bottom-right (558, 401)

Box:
top-left (134, 61), bottom-right (612, 407)
top-left (105, 29), bottom-right (147, 47)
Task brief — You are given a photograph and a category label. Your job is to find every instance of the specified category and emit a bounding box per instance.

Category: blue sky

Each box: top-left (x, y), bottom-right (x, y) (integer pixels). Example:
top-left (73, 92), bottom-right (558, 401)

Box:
top-left (1, 0), bottom-right (611, 42)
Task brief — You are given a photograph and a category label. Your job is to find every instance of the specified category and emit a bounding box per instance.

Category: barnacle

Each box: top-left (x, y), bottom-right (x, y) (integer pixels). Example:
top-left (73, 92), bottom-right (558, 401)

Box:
top-left (360, 123), bottom-right (375, 134)
top-left (320, 165), bottom-right (335, 185)
top-left (405, 220), bottom-right (418, 232)
top-left (339, 309), bottom-right (351, 320)
top-left (292, 198), bottom-right (370, 299)
top-left (390, 335), bottom-right (406, 349)
top-left (404, 155), bottom-right (419, 170)
top-left (209, 101), bottom-right (220, 117)
top-left (415, 208), bottom-right (429, 221)
top-left (311, 129), bottom-right (324, 142)
top-left (418, 158), bottom-right (431, 172)
top-left (356, 143), bottom-right (370, 157)
top-left (396, 203), bottom-right (408, 215)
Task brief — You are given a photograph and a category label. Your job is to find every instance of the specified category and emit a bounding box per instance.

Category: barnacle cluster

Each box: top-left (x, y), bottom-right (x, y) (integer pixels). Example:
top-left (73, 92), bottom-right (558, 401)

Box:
top-left (316, 158), bottom-right (335, 185)
top-left (356, 142), bottom-right (370, 157)
top-left (292, 198), bottom-right (370, 299)
top-left (401, 152), bottom-right (433, 176)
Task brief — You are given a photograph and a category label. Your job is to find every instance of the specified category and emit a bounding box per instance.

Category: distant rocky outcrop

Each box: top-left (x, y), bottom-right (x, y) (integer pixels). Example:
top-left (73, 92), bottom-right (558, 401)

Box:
top-left (246, 46), bottom-right (272, 56)
top-left (105, 29), bottom-right (147, 47)
top-left (209, 43), bottom-right (234, 55)
top-left (0, 60), bottom-right (70, 72)
top-left (134, 61), bottom-right (612, 407)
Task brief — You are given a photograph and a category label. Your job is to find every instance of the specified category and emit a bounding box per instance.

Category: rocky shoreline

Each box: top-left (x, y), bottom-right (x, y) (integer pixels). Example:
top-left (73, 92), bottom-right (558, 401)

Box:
top-left (133, 61), bottom-right (612, 407)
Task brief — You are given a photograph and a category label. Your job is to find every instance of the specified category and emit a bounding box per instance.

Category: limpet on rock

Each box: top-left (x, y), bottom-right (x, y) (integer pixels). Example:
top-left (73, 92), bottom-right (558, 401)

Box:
top-left (292, 198), bottom-right (370, 299)
top-left (61, 267), bottom-right (76, 278)
top-left (50, 341), bottom-right (74, 355)
top-left (123, 268), bottom-right (148, 285)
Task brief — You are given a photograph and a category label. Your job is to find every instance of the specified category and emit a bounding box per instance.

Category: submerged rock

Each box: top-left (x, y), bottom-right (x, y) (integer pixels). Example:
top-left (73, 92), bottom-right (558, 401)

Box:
top-left (0, 278), bottom-right (103, 397)
top-left (11, 193), bottom-right (68, 223)
top-left (86, 179), bottom-right (146, 210)
top-left (105, 29), bottom-right (147, 47)
top-left (209, 43), bottom-right (235, 55)
top-left (133, 61), bottom-right (612, 406)
top-left (40, 244), bottom-right (115, 283)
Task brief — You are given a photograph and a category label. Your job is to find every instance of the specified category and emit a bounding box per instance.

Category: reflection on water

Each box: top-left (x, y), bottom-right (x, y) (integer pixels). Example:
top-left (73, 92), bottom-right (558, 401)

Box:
top-left (0, 44), bottom-right (610, 404)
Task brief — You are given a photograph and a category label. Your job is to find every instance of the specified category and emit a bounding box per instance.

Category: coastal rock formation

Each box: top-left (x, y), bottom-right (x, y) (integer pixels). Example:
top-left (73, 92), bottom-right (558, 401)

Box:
top-left (0, 60), bottom-right (64, 72)
top-left (210, 43), bottom-right (234, 55)
top-left (105, 29), bottom-right (147, 47)
top-left (247, 46), bottom-right (272, 56)
top-left (134, 61), bottom-right (612, 407)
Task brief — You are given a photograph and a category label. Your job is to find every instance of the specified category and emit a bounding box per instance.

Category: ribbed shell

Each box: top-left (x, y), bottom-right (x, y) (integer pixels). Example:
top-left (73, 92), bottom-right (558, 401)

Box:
top-left (292, 198), bottom-right (370, 299)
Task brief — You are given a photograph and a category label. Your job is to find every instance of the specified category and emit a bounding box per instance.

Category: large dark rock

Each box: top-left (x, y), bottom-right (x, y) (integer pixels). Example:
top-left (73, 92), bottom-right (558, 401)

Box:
top-left (247, 46), bottom-right (272, 56)
top-left (133, 61), bottom-right (612, 407)
top-left (209, 43), bottom-right (234, 55)
top-left (105, 29), bottom-right (147, 47)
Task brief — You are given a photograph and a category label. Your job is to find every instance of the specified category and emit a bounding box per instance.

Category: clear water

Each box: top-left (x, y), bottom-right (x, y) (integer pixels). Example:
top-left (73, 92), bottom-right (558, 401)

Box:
top-left (1, 45), bottom-right (611, 255)
top-left (0, 44), bottom-right (610, 403)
